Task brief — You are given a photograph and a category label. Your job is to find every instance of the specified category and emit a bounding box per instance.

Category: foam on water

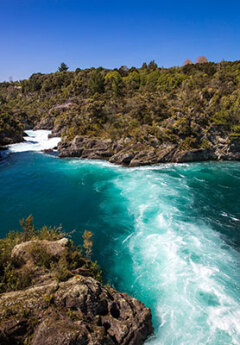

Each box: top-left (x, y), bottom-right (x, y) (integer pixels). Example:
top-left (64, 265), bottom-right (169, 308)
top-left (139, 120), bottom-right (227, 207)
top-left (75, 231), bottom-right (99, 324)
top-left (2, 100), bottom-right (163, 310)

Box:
top-left (110, 166), bottom-right (240, 345)
top-left (8, 130), bottom-right (61, 152)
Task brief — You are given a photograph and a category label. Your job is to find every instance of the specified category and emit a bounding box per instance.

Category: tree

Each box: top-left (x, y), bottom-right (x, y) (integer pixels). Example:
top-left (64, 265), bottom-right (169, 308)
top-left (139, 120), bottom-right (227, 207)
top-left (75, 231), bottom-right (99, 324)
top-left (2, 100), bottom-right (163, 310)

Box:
top-left (119, 65), bottom-right (128, 72)
top-left (141, 62), bottom-right (148, 69)
top-left (196, 56), bottom-right (208, 64)
top-left (126, 71), bottom-right (140, 90)
top-left (183, 59), bottom-right (193, 66)
top-left (105, 71), bottom-right (123, 97)
top-left (88, 70), bottom-right (105, 94)
top-left (118, 65), bottom-right (129, 77)
top-left (58, 62), bottom-right (69, 72)
top-left (148, 60), bottom-right (158, 70)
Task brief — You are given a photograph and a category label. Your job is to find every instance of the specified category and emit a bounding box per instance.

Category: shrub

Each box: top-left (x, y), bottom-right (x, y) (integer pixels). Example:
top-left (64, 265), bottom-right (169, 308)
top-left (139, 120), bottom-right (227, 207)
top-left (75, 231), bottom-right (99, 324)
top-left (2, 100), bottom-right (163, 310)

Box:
top-left (88, 70), bottom-right (105, 94)
top-left (0, 216), bottom-right (101, 292)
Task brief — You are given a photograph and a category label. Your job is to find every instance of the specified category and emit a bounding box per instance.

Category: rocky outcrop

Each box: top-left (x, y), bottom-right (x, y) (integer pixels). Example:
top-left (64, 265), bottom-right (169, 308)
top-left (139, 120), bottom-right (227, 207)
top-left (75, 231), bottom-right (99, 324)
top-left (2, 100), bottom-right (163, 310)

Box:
top-left (173, 148), bottom-right (216, 163)
top-left (33, 117), bottom-right (55, 130)
top-left (0, 238), bottom-right (153, 345)
top-left (0, 130), bottom-right (23, 146)
top-left (58, 131), bottom-right (240, 167)
top-left (58, 136), bottom-right (114, 160)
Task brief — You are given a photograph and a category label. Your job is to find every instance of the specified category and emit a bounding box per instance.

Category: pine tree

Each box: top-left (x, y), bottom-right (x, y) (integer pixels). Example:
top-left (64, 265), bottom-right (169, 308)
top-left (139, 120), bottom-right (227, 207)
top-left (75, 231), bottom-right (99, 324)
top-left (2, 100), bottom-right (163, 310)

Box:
top-left (58, 62), bottom-right (69, 72)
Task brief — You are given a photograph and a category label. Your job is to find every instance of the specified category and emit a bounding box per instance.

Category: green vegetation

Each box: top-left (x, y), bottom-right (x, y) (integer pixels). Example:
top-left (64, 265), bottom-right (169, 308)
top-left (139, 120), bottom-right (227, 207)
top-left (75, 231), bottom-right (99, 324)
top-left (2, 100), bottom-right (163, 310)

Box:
top-left (0, 215), bottom-right (101, 293)
top-left (0, 105), bottom-right (24, 145)
top-left (1, 60), bottom-right (240, 148)
top-left (58, 62), bottom-right (69, 72)
top-left (88, 69), bottom-right (105, 94)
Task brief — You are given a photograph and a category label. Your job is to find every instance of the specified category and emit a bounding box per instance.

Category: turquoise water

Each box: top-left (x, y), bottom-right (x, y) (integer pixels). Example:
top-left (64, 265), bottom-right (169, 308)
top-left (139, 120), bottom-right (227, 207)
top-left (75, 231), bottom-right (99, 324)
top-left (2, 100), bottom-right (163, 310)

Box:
top-left (0, 151), bottom-right (240, 345)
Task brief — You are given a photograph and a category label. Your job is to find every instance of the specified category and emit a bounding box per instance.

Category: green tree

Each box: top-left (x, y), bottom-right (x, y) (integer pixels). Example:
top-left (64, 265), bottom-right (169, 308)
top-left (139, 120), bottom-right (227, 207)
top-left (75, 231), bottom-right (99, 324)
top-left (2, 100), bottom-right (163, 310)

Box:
top-left (112, 77), bottom-right (123, 97)
top-left (58, 62), bottom-right (69, 72)
top-left (126, 71), bottom-right (140, 90)
top-left (118, 65), bottom-right (129, 76)
top-left (141, 62), bottom-right (148, 69)
top-left (148, 60), bottom-right (158, 70)
top-left (88, 70), bottom-right (105, 94)
top-left (105, 71), bottom-right (123, 97)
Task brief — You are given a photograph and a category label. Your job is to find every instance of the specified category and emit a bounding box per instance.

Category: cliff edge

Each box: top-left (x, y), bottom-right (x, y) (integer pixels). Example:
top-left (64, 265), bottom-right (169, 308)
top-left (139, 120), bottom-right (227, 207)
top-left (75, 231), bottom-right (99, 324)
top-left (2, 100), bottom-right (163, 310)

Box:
top-left (0, 235), bottom-right (153, 345)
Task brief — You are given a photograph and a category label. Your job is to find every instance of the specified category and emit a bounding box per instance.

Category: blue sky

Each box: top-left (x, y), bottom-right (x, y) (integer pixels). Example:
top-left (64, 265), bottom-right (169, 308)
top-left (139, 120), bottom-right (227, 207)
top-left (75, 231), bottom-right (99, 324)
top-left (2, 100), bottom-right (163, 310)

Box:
top-left (0, 0), bottom-right (240, 81)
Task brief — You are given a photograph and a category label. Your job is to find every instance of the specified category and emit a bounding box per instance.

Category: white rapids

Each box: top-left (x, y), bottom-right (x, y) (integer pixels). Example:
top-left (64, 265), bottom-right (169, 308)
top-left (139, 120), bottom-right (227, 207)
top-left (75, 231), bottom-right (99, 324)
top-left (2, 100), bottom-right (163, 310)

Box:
top-left (8, 130), bottom-right (61, 152)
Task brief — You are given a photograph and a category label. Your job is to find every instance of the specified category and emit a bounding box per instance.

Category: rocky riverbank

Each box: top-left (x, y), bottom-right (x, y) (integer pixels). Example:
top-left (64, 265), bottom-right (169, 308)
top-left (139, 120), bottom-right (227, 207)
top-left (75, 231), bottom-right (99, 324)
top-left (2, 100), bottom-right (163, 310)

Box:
top-left (3, 122), bottom-right (240, 166)
top-left (58, 128), bottom-right (240, 167)
top-left (0, 235), bottom-right (153, 345)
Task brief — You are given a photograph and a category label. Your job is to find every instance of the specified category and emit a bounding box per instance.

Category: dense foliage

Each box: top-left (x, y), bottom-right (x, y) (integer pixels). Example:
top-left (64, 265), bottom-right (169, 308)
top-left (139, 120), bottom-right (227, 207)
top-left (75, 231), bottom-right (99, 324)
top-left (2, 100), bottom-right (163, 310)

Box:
top-left (1, 60), bottom-right (240, 149)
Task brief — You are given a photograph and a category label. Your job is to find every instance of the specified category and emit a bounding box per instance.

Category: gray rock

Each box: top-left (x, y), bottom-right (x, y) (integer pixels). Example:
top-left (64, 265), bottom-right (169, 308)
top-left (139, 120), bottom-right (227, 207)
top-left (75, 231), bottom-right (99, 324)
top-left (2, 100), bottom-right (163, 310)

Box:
top-left (57, 127), bottom-right (240, 166)
top-left (173, 149), bottom-right (216, 163)
top-left (0, 239), bottom-right (153, 345)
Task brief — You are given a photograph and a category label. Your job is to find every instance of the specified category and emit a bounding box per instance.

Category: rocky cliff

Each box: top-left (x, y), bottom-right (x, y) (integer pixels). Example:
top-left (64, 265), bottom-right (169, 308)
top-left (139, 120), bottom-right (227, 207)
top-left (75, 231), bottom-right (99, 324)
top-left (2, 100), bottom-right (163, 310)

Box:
top-left (0, 238), bottom-right (153, 345)
top-left (58, 127), bottom-right (240, 166)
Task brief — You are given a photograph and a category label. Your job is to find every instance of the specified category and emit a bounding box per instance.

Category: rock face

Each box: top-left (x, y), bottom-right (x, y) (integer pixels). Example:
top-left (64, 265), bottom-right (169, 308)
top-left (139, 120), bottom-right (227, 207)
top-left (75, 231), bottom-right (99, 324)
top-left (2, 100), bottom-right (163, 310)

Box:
top-left (0, 130), bottom-right (23, 146)
top-left (0, 239), bottom-right (153, 345)
top-left (58, 136), bottom-right (113, 160)
top-left (33, 117), bottom-right (55, 131)
top-left (58, 130), bottom-right (240, 167)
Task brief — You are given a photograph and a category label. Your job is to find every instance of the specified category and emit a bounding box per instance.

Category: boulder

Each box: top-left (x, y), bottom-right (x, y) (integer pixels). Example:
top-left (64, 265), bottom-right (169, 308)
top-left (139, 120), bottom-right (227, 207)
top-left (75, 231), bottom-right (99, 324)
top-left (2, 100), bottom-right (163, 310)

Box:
top-left (11, 238), bottom-right (69, 265)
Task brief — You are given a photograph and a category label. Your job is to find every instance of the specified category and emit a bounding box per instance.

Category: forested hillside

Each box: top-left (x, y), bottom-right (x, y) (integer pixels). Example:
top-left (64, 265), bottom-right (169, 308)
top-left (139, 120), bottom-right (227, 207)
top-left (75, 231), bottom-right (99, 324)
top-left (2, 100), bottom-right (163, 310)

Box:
top-left (1, 60), bottom-right (240, 164)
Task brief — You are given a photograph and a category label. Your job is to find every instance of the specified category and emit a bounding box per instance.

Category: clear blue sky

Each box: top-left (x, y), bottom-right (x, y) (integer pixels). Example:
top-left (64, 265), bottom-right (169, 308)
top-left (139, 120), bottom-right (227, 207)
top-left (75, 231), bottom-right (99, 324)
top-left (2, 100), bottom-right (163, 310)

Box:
top-left (0, 0), bottom-right (240, 81)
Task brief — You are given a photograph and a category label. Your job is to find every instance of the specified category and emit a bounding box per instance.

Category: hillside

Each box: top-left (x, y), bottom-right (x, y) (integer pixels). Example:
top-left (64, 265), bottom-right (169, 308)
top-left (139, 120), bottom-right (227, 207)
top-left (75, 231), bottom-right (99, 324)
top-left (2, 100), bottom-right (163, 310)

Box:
top-left (1, 60), bottom-right (240, 164)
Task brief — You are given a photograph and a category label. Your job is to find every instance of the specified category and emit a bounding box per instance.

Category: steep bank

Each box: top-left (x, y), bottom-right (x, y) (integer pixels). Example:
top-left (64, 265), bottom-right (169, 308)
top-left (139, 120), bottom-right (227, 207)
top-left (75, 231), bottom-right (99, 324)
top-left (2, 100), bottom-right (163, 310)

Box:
top-left (0, 225), bottom-right (153, 345)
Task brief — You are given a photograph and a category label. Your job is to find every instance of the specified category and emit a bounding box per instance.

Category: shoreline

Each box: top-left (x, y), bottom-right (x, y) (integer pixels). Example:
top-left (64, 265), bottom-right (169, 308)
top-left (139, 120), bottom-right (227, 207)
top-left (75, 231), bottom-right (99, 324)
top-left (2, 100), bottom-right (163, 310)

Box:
top-left (2, 128), bottom-right (240, 167)
top-left (57, 130), bottom-right (240, 167)
top-left (2, 141), bottom-right (240, 168)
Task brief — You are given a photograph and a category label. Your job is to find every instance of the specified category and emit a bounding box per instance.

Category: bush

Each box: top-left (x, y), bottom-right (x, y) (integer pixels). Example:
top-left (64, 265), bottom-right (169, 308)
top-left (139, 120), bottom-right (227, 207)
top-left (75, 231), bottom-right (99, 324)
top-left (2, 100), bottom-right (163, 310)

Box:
top-left (0, 216), bottom-right (101, 292)
top-left (88, 70), bottom-right (105, 94)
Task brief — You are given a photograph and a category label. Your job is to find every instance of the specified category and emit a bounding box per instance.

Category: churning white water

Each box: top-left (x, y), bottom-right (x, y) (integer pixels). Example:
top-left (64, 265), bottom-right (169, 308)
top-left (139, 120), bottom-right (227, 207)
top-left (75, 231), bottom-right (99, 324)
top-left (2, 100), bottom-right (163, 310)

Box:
top-left (8, 130), bottom-right (61, 152)
top-left (108, 165), bottom-right (240, 345)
